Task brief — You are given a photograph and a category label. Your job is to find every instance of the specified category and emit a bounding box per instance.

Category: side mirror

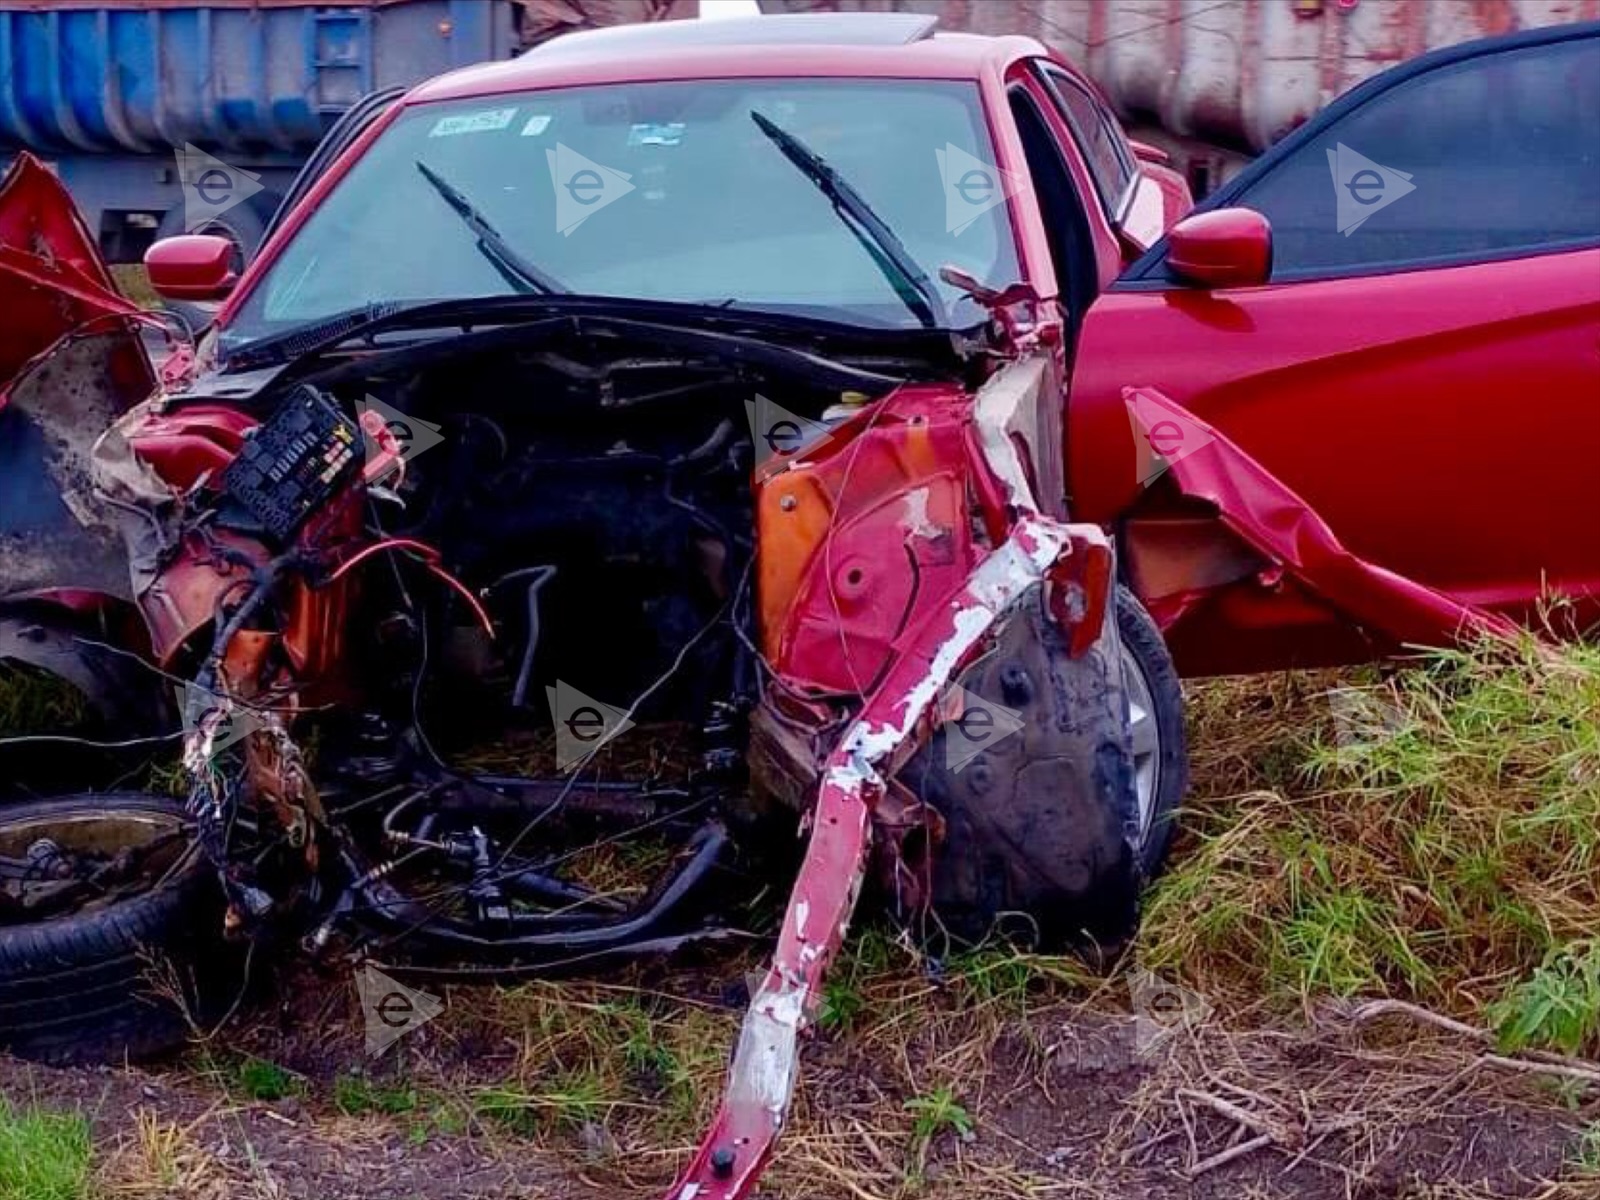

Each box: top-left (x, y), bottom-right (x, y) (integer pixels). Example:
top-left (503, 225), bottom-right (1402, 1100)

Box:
top-left (1166, 208), bottom-right (1273, 289)
top-left (144, 235), bottom-right (237, 301)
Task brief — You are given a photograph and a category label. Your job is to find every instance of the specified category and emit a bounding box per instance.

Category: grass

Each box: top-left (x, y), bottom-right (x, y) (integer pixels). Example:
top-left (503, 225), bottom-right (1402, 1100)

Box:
top-left (230, 1058), bottom-right (301, 1103)
top-left (0, 1104), bottom-right (91, 1200)
top-left (332, 1075), bottom-right (420, 1118)
top-left (904, 1086), bottom-right (974, 1147)
top-left (0, 663), bottom-right (89, 735)
top-left (1572, 1122), bottom-right (1600, 1177)
top-left (471, 1069), bottom-right (613, 1135)
top-left (1491, 940), bottom-right (1600, 1057)
top-left (1141, 629), bottom-right (1600, 1054)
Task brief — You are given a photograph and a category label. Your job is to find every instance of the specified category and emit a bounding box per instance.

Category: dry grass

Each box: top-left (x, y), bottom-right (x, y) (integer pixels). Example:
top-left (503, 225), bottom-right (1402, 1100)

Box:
top-left (108, 265), bottom-right (158, 310)
top-left (7, 629), bottom-right (1600, 1197)
top-left (95, 1111), bottom-right (233, 1200)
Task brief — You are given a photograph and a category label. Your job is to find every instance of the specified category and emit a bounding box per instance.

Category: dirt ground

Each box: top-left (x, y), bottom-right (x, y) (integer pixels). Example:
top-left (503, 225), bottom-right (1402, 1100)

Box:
top-left (4, 949), bottom-right (1596, 1200)
top-left (7, 656), bottom-right (1600, 1199)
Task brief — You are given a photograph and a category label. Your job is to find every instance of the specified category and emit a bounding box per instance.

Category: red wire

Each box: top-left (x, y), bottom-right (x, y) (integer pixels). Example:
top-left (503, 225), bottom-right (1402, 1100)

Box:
top-left (325, 537), bottom-right (494, 638)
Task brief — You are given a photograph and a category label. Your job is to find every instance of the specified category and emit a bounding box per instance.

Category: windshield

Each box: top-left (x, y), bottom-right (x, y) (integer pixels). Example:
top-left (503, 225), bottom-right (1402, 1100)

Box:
top-left (225, 79), bottom-right (1022, 344)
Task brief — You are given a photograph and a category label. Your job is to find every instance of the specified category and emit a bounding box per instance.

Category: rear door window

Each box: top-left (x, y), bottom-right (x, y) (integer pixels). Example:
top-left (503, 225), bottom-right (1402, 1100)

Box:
top-left (1224, 34), bottom-right (1600, 278)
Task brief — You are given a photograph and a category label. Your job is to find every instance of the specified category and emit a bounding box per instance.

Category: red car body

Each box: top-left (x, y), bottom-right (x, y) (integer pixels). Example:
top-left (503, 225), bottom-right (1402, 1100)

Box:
top-left (207, 15), bottom-right (1600, 681)
top-left (2, 13), bottom-right (1596, 1200)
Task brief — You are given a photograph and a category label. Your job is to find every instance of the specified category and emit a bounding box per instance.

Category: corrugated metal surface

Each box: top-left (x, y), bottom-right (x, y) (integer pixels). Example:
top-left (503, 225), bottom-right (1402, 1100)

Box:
top-left (0, 0), bottom-right (516, 156)
top-left (763, 0), bottom-right (1600, 152)
top-left (514, 0), bottom-right (699, 47)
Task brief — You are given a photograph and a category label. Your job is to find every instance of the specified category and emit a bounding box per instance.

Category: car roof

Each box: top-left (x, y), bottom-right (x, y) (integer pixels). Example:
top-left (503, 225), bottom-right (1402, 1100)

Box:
top-left (408, 13), bottom-right (1053, 104)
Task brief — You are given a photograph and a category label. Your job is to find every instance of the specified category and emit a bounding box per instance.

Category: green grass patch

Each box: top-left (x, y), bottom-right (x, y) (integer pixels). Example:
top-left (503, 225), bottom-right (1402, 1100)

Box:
top-left (231, 1058), bottom-right (302, 1102)
top-left (332, 1075), bottom-right (421, 1118)
top-left (0, 1104), bottom-right (91, 1200)
top-left (1144, 630), bottom-right (1600, 1053)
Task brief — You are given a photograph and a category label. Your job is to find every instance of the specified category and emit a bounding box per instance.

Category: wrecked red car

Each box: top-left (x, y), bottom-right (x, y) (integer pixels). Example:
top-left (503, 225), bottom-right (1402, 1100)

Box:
top-left (2, 13), bottom-right (1597, 1199)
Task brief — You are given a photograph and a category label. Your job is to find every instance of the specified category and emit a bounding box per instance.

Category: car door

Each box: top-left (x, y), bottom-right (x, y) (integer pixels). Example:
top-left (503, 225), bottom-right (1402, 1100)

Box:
top-left (1064, 22), bottom-right (1600, 672)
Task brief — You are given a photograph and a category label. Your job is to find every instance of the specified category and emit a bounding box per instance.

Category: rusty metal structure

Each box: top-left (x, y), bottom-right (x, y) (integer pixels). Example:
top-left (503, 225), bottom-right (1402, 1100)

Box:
top-left (762, 0), bottom-right (1600, 186)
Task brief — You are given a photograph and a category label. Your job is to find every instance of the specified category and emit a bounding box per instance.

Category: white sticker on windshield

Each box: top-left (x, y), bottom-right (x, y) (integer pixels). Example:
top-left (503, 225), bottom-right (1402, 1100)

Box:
top-left (429, 108), bottom-right (518, 138)
top-left (521, 114), bottom-right (553, 137)
top-left (628, 122), bottom-right (685, 147)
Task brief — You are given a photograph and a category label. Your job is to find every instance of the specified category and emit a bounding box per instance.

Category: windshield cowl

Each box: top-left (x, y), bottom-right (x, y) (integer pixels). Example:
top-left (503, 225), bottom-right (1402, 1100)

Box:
top-left (219, 291), bottom-right (988, 374)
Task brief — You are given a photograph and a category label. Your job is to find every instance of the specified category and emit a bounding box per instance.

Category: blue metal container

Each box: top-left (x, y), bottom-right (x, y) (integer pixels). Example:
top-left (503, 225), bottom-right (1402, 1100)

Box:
top-left (0, 1), bottom-right (517, 259)
top-left (0, 1), bottom-right (515, 155)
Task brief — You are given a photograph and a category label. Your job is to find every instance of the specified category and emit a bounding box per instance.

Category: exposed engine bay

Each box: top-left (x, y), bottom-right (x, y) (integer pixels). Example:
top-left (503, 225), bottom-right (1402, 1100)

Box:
top-left (348, 338), bottom-right (763, 738)
top-left (4, 294), bottom-right (1147, 1200)
top-left (157, 320), bottom-right (924, 973)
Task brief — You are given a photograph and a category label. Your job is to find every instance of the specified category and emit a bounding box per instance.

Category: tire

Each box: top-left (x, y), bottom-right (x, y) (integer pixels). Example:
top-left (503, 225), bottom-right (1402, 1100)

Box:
top-left (0, 793), bottom-right (228, 1065)
top-left (903, 587), bottom-right (1187, 951)
top-left (1116, 587), bottom-right (1188, 878)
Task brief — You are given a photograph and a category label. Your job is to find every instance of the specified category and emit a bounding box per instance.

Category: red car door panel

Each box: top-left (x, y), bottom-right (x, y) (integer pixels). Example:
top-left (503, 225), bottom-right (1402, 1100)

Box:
top-left (1066, 22), bottom-right (1600, 672)
top-left (1070, 248), bottom-right (1600, 611)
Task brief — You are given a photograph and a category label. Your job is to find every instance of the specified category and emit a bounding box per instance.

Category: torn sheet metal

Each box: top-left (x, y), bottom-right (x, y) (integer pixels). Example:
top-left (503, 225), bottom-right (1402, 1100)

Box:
top-left (0, 334), bottom-right (146, 600)
top-left (665, 512), bottom-right (1101, 1200)
top-left (0, 152), bottom-right (155, 602)
top-left (1122, 385), bottom-right (1519, 648)
top-left (0, 152), bottom-right (148, 398)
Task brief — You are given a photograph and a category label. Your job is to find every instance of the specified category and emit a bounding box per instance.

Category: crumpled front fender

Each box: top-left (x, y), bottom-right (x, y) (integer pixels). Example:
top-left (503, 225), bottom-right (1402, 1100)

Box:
top-left (668, 514), bottom-right (1114, 1199)
top-left (670, 352), bottom-right (1119, 1199)
top-left (0, 152), bottom-right (149, 406)
top-left (0, 152), bottom-right (156, 604)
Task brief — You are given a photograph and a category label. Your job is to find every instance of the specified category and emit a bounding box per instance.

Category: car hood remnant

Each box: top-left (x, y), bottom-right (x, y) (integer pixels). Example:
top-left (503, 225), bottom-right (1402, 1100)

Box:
top-left (0, 152), bottom-right (157, 602)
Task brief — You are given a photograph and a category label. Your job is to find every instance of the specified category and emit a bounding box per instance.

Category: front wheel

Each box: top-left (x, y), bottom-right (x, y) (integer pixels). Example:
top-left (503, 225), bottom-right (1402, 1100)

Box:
top-left (0, 793), bottom-right (229, 1064)
top-left (904, 586), bottom-right (1187, 950)
top-left (1118, 587), bottom-right (1188, 878)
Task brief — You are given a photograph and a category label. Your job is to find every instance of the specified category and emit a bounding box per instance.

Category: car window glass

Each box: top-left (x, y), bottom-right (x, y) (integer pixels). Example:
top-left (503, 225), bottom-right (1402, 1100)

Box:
top-left (227, 79), bottom-right (1019, 340)
top-left (1038, 64), bottom-right (1135, 217)
top-left (1008, 87), bottom-right (1098, 318)
top-left (1231, 35), bottom-right (1600, 277)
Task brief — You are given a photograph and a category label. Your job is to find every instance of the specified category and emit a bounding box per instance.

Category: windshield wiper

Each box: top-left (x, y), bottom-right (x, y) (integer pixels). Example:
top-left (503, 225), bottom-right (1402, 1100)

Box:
top-left (415, 160), bottom-right (567, 296)
top-left (222, 300), bottom-right (415, 369)
top-left (750, 111), bottom-right (946, 331)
